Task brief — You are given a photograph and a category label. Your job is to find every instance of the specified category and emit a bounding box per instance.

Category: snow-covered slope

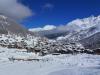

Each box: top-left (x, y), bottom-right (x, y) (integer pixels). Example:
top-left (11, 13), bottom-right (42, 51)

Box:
top-left (80, 32), bottom-right (100, 49)
top-left (57, 15), bottom-right (100, 41)
top-left (67, 15), bottom-right (100, 31)
top-left (0, 34), bottom-right (41, 48)
top-left (0, 14), bottom-right (32, 35)
top-left (0, 33), bottom-right (92, 55)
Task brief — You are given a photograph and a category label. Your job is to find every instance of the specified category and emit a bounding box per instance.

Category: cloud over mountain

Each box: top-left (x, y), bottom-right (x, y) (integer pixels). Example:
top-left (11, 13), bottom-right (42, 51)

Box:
top-left (0, 0), bottom-right (33, 20)
top-left (29, 25), bottom-right (56, 32)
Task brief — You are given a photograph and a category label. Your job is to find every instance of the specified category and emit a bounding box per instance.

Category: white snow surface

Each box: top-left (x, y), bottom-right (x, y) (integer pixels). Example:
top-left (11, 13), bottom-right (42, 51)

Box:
top-left (0, 47), bottom-right (100, 75)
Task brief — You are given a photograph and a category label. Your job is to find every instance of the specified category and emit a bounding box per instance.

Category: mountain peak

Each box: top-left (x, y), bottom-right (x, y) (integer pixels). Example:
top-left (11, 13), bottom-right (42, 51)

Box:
top-left (66, 15), bottom-right (100, 31)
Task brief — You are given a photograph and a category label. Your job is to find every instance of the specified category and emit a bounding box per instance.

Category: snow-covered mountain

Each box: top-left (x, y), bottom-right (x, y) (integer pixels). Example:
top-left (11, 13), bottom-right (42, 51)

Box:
top-left (80, 32), bottom-right (100, 49)
top-left (30, 15), bottom-right (100, 39)
top-left (66, 15), bottom-right (100, 31)
top-left (57, 15), bottom-right (100, 41)
top-left (56, 15), bottom-right (100, 49)
top-left (0, 14), bottom-right (99, 53)
top-left (0, 14), bottom-right (33, 36)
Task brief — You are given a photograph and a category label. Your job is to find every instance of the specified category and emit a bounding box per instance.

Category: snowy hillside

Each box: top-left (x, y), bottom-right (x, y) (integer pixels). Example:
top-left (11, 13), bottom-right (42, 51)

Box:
top-left (0, 34), bottom-right (89, 55)
top-left (57, 15), bottom-right (100, 41)
top-left (67, 15), bottom-right (100, 31)
top-left (0, 14), bottom-right (33, 35)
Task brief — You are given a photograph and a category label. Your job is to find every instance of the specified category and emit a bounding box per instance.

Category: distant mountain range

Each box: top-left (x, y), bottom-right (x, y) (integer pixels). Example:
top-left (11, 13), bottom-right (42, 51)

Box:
top-left (1, 14), bottom-right (100, 50)
top-left (29, 15), bottom-right (100, 39)
top-left (57, 15), bottom-right (100, 49)
top-left (58, 15), bottom-right (100, 40)
top-left (29, 15), bottom-right (100, 49)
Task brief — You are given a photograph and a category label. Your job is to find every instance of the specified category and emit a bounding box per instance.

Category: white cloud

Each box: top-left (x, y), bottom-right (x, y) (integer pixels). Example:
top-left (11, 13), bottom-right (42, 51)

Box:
top-left (0, 0), bottom-right (33, 20)
top-left (43, 25), bottom-right (56, 30)
top-left (29, 25), bottom-right (56, 32)
top-left (29, 28), bottom-right (43, 32)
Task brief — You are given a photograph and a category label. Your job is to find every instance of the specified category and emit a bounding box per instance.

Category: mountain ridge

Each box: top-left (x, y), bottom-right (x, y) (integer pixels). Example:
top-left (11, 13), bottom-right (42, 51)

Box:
top-left (0, 14), bottom-right (34, 36)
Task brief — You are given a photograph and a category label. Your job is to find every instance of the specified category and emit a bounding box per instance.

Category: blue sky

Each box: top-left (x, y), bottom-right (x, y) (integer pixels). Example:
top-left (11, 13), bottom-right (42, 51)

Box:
top-left (19, 0), bottom-right (100, 28)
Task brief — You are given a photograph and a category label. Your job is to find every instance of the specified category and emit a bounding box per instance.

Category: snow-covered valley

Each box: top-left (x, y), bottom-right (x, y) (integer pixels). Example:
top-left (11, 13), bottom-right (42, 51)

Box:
top-left (0, 47), bottom-right (100, 75)
top-left (0, 14), bottom-right (100, 75)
